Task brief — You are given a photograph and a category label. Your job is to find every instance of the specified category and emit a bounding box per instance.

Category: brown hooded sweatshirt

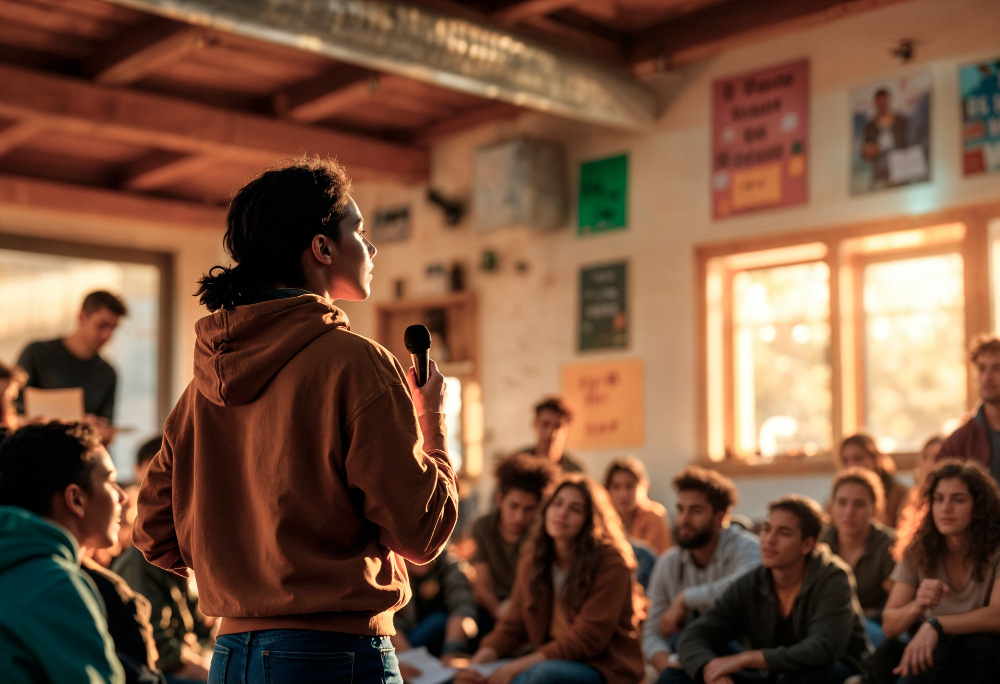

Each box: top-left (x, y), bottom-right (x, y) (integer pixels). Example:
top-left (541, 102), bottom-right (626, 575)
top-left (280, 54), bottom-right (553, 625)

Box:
top-left (133, 295), bottom-right (458, 637)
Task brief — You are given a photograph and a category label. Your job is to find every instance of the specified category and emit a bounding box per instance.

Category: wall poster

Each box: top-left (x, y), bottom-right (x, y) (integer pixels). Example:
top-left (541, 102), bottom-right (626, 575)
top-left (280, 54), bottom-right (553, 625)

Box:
top-left (578, 154), bottom-right (628, 234)
top-left (561, 358), bottom-right (644, 449)
top-left (960, 58), bottom-right (1000, 176)
top-left (579, 261), bottom-right (627, 352)
top-left (850, 72), bottom-right (932, 194)
top-left (712, 59), bottom-right (809, 219)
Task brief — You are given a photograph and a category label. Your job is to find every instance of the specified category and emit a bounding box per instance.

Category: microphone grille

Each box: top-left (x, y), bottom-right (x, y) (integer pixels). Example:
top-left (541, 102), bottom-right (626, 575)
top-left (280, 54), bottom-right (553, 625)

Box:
top-left (404, 324), bottom-right (432, 353)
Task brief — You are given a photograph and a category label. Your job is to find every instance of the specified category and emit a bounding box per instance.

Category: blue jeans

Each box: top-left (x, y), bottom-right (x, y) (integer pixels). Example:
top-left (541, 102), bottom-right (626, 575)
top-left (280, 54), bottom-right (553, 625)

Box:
top-left (407, 611), bottom-right (449, 656)
top-left (511, 661), bottom-right (604, 684)
top-left (866, 617), bottom-right (886, 649)
top-left (209, 630), bottom-right (402, 684)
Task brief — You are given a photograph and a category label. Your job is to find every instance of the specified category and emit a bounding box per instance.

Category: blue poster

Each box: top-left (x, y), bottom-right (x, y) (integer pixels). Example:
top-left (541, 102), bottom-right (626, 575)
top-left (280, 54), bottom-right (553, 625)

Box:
top-left (960, 58), bottom-right (1000, 176)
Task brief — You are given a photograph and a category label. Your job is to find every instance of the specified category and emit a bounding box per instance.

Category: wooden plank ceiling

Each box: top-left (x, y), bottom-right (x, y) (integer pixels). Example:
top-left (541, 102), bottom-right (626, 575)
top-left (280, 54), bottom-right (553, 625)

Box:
top-left (0, 0), bottom-right (913, 221)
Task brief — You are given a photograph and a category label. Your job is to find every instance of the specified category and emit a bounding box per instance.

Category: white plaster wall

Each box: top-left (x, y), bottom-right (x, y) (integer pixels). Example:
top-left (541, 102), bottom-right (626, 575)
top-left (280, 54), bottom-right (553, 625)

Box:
top-left (347, 0), bottom-right (1000, 519)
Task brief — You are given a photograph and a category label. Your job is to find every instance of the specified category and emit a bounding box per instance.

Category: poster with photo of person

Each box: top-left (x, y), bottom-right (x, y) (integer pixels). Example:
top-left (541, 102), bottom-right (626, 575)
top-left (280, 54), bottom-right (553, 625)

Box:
top-left (850, 72), bottom-right (932, 194)
top-left (960, 57), bottom-right (1000, 176)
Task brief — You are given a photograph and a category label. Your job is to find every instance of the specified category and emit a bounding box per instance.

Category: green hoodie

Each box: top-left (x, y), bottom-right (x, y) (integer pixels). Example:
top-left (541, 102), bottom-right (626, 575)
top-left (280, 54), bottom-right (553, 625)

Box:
top-left (0, 506), bottom-right (124, 684)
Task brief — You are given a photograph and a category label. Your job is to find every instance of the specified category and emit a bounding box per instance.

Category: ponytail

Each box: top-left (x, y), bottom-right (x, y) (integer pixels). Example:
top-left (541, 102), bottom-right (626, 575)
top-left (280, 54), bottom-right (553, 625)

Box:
top-left (193, 157), bottom-right (353, 312)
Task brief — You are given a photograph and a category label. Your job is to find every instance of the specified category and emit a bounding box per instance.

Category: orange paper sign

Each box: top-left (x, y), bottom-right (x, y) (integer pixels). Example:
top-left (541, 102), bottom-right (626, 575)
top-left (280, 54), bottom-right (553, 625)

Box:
top-left (561, 359), bottom-right (644, 449)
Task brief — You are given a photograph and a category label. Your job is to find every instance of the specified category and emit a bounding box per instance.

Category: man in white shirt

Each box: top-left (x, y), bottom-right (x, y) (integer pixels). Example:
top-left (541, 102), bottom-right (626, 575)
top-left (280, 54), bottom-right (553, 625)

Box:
top-left (644, 466), bottom-right (761, 680)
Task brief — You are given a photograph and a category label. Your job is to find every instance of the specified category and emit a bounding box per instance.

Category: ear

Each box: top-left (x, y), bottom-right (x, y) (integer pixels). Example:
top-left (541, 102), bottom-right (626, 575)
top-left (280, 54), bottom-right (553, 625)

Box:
top-left (801, 535), bottom-right (817, 556)
top-left (77, 310), bottom-right (87, 326)
top-left (713, 509), bottom-right (727, 527)
top-left (310, 234), bottom-right (336, 266)
top-left (63, 484), bottom-right (87, 519)
top-left (495, 490), bottom-right (504, 508)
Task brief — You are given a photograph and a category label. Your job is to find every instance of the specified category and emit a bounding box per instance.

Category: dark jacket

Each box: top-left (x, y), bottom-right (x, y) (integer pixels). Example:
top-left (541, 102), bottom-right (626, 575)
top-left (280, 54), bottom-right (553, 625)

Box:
top-left (82, 556), bottom-right (164, 684)
top-left (481, 543), bottom-right (644, 683)
top-left (819, 522), bottom-right (896, 613)
top-left (134, 295), bottom-right (458, 637)
top-left (677, 544), bottom-right (871, 679)
top-left (937, 412), bottom-right (991, 469)
top-left (111, 546), bottom-right (207, 675)
top-left (395, 551), bottom-right (477, 634)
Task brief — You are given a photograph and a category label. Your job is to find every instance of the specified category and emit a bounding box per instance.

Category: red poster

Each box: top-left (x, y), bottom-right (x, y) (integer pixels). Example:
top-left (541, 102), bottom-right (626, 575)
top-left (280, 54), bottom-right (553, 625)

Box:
top-left (712, 59), bottom-right (809, 219)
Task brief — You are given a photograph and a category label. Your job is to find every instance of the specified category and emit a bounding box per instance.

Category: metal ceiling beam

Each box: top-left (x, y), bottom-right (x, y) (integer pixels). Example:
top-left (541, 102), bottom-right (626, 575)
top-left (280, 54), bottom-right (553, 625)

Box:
top-left (104, 0), bottom-right (656, 130)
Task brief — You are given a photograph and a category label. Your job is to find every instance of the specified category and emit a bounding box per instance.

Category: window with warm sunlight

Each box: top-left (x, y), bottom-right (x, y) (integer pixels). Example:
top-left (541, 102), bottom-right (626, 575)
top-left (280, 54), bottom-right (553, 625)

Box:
top-left (863, 254), bottom-right (966, 453)
top-left (733, 262), bottom-right (832, 461)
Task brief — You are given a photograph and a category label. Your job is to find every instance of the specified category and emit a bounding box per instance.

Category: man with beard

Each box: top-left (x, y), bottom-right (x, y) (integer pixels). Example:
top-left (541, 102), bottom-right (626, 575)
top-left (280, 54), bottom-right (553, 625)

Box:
top-left (935, 333), bottom-right (1000, 483)
top-left (644, 466), bottom-right (760, 681)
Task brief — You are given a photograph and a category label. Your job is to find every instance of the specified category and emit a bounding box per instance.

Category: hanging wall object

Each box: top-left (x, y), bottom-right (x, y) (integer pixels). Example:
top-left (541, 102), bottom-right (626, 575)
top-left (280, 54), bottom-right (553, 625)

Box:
top-left (474, 138), bottom-right (567, 232)
top-left (850, 71), bottom-right (932, 194)
top-left (561, 358), bottom-right (644, 449)
top-left (578, 153), bottom-right (628, 234)
top-left (712, 59), bottom-right (809, 219)
top-left (579, 261), bottom-right (627, 352)
top-left (960, 57), bottom-right (1000, 176)
top-left (371, 205), bottom-right (412, 243)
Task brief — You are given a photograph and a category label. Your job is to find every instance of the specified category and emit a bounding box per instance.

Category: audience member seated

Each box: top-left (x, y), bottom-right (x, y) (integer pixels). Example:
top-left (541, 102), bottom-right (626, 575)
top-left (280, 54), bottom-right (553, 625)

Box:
top-left (869, 459), bottom-right (1000, 684)
top-left (604, 455), bottom-right (673, 554)
top-left (839, 433), bottom-right (910, 527)
top-left (470, 454), bottom-right (557, 630)
top-left (669, 495), bottom-right (871, 684)
top-left (935, 333), bottom-right (1000, 483)
top-left (114, 538), bottom-right (212, 681)
top-left (644, 466), bottom-right (760, 682)
top-left (456, 475), bottom-right (645, 684)
top-left (0, 362), bottom-right (26, 431)
top-left (514, 397), bottom-right (585, 474)
top-left (15, 291), bottom-right (128, 444)
top-left (820, 467), bottom-right (896, 648)
top-left (0, 422), bottom-right (125, 684)
top-left (393, 552), bottom-right (478, 661)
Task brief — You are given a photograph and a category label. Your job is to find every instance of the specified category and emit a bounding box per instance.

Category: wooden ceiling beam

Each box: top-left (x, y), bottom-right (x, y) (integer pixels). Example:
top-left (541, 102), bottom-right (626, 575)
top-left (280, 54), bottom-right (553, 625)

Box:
top-left (416, 102), bottom-right (521, 143)
top-left (0, 64), bottom-right (429, 182)
top-left (0, 173), bottom-right (224, 228)
top-left (493, 0), bottom-right (583, 25)
top-left (631, 0), bottom-right (915, 70)
top-left (120, 151), bottom-right (217, 191)
top-left (275, 66), bottom-right (384, 124)
top-left (88, 23), bottom-right (210, 85)
top-left (0, 121), bottom-right (45, 157)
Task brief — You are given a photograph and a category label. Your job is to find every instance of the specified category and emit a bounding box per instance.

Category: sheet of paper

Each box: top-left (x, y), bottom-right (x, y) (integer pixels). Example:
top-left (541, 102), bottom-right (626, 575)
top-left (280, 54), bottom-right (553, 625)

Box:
top-left (888, 145), bottom-right (928, 183)
top-left (22, 387), bottom-right (85, 421)
top-left (394, 647), bottom-right (457, 684)
top-left (469, 659), bottom-right (515, 676)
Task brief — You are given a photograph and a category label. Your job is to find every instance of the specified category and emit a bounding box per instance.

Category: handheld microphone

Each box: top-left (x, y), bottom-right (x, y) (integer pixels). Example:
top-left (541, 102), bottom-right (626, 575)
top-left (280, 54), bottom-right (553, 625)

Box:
top-left (404, 324), bottom-right (433, 387)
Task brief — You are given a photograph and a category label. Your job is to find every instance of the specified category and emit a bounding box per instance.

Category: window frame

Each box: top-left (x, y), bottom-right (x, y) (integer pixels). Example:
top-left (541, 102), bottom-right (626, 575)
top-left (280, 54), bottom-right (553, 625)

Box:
top-left (695, 202), bottom-right (997, 476)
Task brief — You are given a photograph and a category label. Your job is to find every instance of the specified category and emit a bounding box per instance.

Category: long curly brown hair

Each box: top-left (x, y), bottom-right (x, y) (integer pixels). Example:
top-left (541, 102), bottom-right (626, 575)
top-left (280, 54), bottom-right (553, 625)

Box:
top-left (528, 475), bottom-right (635, 613)
top-left (902, 459), bottom-right (1000, 581)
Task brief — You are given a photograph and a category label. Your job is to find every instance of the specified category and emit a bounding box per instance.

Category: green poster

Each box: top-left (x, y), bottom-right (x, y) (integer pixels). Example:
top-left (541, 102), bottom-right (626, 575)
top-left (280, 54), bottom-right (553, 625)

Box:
top-left (578, 154), bottom-right (628, 234)
top-left (579, 261), bottom-right (628, 351)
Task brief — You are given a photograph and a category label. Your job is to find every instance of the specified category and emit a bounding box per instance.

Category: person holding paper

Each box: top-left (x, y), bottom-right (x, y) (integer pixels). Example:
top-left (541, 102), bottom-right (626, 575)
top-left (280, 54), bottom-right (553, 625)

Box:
top-left (16, 290), bottom-right (127, 440)
top-left (457, 475), bottom-right (644, 684)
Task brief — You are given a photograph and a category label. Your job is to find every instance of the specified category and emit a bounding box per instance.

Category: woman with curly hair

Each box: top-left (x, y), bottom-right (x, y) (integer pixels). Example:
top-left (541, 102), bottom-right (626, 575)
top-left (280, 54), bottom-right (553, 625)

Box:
top-left (456, 475), bottom-right (644, 684)
top-left (869, 459), bottom-right (1000, 683)
top-left (838, 433), bottom-right (911, 527)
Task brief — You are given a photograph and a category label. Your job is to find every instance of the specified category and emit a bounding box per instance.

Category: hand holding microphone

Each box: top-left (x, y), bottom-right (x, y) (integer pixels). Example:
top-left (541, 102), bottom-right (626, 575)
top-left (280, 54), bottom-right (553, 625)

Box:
top-left (405, 324), bottom-right (445, 417)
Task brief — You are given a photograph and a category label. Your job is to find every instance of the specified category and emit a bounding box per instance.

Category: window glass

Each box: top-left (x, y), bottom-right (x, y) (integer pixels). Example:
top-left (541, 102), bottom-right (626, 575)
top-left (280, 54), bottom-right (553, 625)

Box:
top-left (444, 375), bottom-right (463, 473)
top-left (863, 253), bottom-right (966, 452)
top-left (733, 261), bottom-right (832, 460)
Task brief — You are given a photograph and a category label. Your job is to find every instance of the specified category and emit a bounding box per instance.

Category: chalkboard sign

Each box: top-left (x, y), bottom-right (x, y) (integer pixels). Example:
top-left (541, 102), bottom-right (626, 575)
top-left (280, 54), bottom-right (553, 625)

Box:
top-left (578, 154), bottom-right (627, 234)
top-left (579, 261), bottom-right (628, 351)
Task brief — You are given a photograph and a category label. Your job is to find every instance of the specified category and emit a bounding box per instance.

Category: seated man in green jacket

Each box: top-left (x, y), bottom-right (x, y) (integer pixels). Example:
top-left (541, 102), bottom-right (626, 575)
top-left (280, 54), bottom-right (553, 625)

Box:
top-left (668, 495), bottom-right (871, 684)
top-left (0, 422), bottom-right (126, 684)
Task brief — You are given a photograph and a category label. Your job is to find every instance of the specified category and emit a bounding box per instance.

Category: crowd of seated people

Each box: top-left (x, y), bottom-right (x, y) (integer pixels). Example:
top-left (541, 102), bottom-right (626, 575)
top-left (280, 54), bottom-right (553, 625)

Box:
top-left (5, 332), bottom-right (1000, 684)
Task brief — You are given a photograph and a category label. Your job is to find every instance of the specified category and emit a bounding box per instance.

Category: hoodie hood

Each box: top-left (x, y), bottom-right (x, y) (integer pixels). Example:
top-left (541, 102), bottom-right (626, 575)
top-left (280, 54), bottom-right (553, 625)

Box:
top-left (194, 294), bottom-right (350, 406)
top-left (0, 506), bottom-right (78, 574)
